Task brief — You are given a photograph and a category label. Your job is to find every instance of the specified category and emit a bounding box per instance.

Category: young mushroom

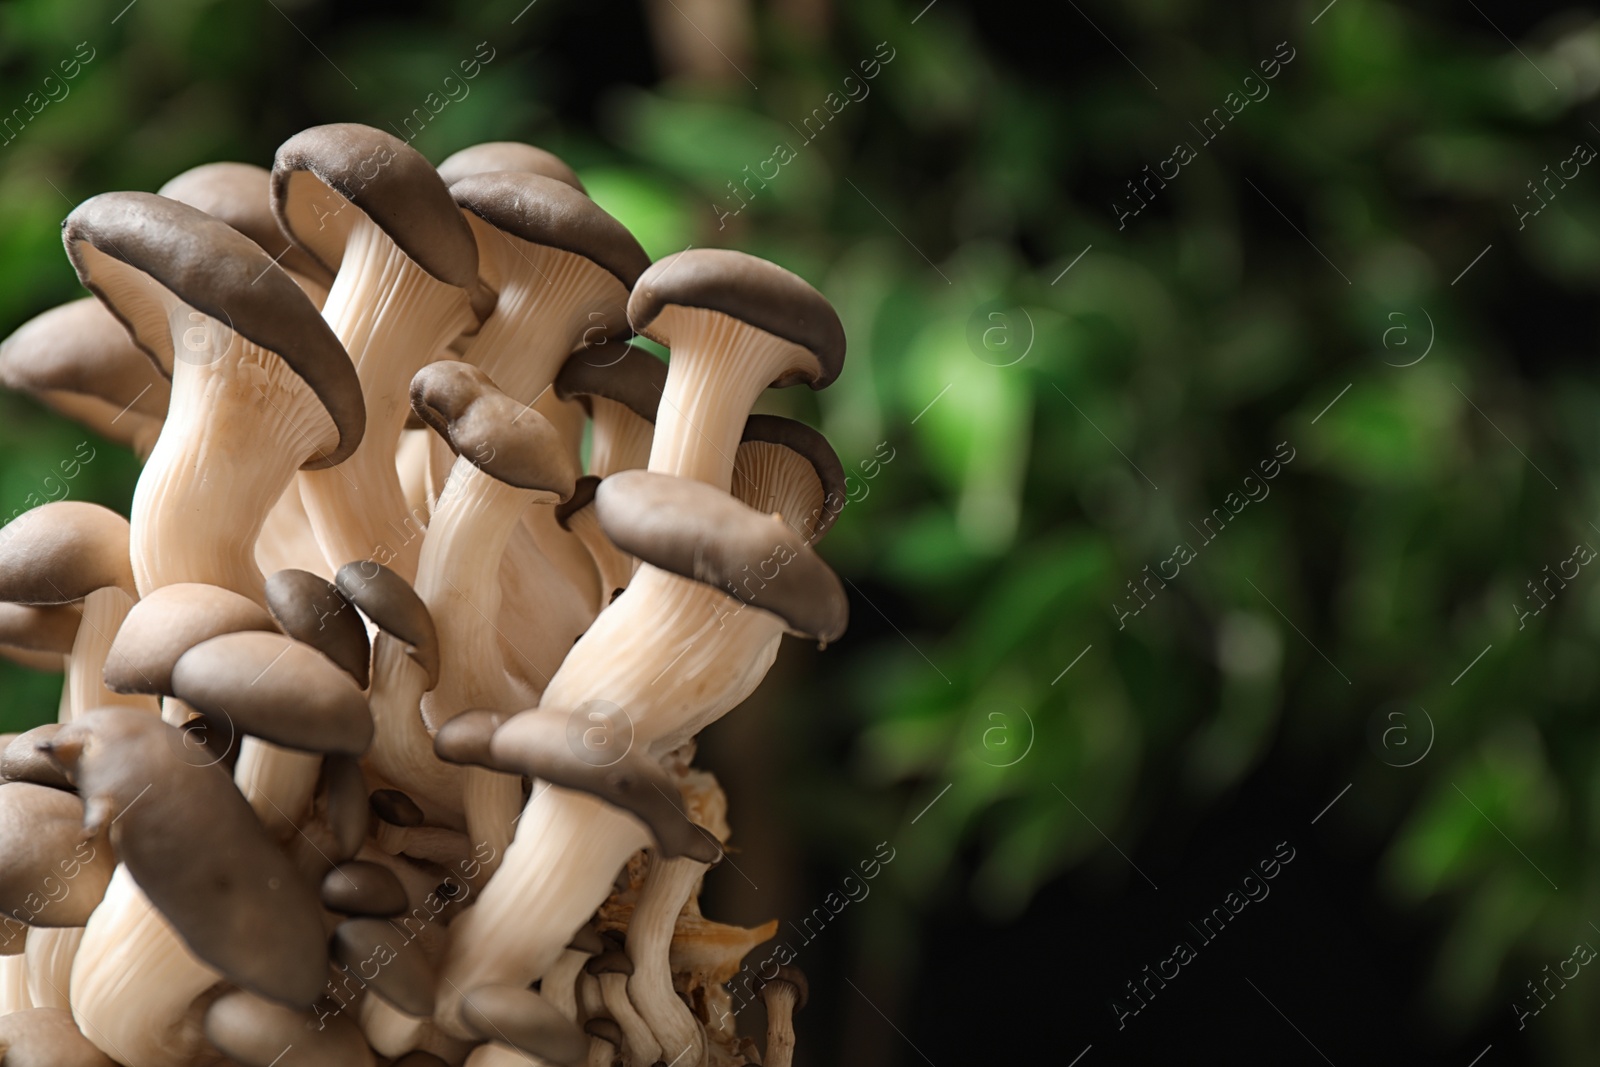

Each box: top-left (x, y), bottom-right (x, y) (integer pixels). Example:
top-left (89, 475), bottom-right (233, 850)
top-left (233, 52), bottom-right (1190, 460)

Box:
top-left (62, 190), bottom-right (364, 601)
top-left (758, 966), bottom-right (807, 1067)
top-left (629, 249), bottom-right (845, 490)
top-left (0, 501), bottom-right (155, 721)
top-left (273, 123), bottom-right (480, 580)
top-left (436, 141), bottom-right (585, 194)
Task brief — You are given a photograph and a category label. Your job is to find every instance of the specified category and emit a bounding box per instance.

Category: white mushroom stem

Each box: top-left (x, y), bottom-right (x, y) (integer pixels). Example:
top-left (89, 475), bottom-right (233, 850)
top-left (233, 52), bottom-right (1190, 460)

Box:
top-left (587, 396), bottom-right (654, 477)
top-left (298, 215), bottom-right (475, 581)
top-left (464, 1044), bottom-right (548, 1066)
top-left (436, 570), bottom-right (781, 1035)
top-left (596, 971), bottom-right (661, 1065)
top-left (68, 587), bottom-right (157, 721)
top-left (365, 637), bottom-right (464, 825)
top-left (562, 506), bottom-right (635, 607)
top-left (132, 316), bottom-right (337, 600)
top-left (496, 520), bottom-right (596, 697)
top-left (24, 924), bottom-right (82, 1010)
top-left (539, 948), bottom-right (591, 1022)
top-left (627, 855), bottom-right (710, 1066)
top-left (255, 480), bottom-right (334, 579)
top-left (762, 982), bottom-right (800, 1067)
top-left (71, 867), bottom-right (221, 1067)
top-left (647, 312), bottom-right (813, 490)
top-left (234, 739), bottom-right (323, 837)
top-left (415, 459), bottom-right (544, 871)
top-left (0, 952), bottom-right (32, 1014)
top-left (463, 227), bottom-right (625, 407)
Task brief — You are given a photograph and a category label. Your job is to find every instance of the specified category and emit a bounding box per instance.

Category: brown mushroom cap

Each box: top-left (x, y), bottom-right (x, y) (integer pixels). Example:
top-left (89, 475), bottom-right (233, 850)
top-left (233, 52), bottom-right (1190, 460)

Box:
top-left (736, 414), bottom-right (847, 543)
top-left (0, 781), bottom-right (113, 927)
top-left (761, 964), bottom-right (809, 1010)
top-left (368, 788), bottom-right (425, 828)
top-left (103, 582), bottom-right (277, 695)
top-left (568, 925), bottom-right (607, 956)
top-left (595, 470), bottom-right (848, 644)
top-left (437, 141), bottom-right (585, 193)
top-left (627, 249), bottom-right (845, 389)
top-left (583, 1016), bottom-right (623, 1048)
top-left (0, 297), bottom-right (174, 406)
top-left (449, 172), bottom-right (649, 293)
top-left (431, 708), bottom-right (514, 770)
top-left (323, 753), bottom-right (369, 863)
top-left (410, 360), bottom-right (579, 498)
top-left (331, 918), bottom-right (434, 1016)
top-left (458, 983), bottom-right (588, 1066)
top-left (0, 1007), bottom-right (118, 1067)
top-left (0, 603), bottom-right (81, 656)
top-left (1, 726), bottom-right (75, 791)
top-left (264, 568), bottom-right (371, 689)
top-left (169, 631), bottom-right (374, 756)
top-left (486, 706), bottom-right (720, 863)
top-left (320, 860), bottom-right (408, 918)
top-left (552, 342), bottom-right (665, 423)
top-left (204, 988), bottom-right (370, 1067)
top-left (272, 123), bottom-right (478, 290)
top-left (61, 191), bottom-right (365, 468)
top-left (158, 161), bottom-right (331, 284)
top-left (42, 707), bottom-right (328, 1006)
top-left (0, 502), bottom-right (134, 605)
top-left (334, 561), bottom-right (440, 689)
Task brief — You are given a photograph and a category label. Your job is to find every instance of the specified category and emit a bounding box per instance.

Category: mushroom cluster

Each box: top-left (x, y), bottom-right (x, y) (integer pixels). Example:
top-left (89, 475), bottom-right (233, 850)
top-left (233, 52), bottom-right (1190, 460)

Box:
top-left (0, 124), bottom-right (847, 1067)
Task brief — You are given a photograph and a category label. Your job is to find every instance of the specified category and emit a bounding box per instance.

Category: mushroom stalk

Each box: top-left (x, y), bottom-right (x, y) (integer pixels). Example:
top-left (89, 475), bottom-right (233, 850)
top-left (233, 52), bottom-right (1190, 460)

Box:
top-left (0, 953), bottom-right (31, 1014)
top-left (298, 214), bottom-right (475, 580)
top-left (70, 868), bottom-right (221, 1067)
top-left (436, 569), bottom-right (779, 1034)
top-left (67, 588), bottom-right (156, 720)
top-left (627, 855), bottom-right (710, 1066)
top-left (24, 925), bottom-right (82, 1011)
top-left (647, 315), bottom-right (808, 489)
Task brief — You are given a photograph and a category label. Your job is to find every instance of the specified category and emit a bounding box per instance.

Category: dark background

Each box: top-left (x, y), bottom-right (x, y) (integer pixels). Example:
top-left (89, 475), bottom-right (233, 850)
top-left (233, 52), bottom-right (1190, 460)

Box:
top-left (3, 0), bottom-right (1598, 1062)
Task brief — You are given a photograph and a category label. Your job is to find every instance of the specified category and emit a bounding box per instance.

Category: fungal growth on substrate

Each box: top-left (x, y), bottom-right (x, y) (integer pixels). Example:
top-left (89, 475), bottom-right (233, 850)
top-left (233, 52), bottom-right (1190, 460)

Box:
top-left (0, 123), bottom-right (848, 1067)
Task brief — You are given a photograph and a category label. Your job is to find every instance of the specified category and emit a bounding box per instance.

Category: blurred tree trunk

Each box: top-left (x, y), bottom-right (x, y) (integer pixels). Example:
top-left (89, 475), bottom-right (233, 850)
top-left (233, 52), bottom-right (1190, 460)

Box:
top-left (641, 0), bottom-right (755, 87)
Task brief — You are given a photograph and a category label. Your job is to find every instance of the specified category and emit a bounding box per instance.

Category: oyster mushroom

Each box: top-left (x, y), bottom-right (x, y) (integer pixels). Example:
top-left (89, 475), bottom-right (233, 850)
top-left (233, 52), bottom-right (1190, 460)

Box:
top-left (551, 341), bottom-right (665, 478)
top-left (274, 123), bottom-right (480, 580)
top-left (629, 249), bottom-right (844, 490)
top-left (758, 966), bottom-right (807, 1067)
top-left (204, 987), bottom-right (373, 1067)
top-left (0, 501), bottom-right (154, 721)
top-left (436, 471), bottom-right (845, 1036)
top-left (63, 190), bottom-right (364, 601)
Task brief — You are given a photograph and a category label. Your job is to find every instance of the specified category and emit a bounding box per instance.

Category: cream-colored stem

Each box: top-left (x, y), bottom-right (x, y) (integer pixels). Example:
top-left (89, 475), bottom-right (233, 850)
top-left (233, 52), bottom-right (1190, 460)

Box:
top-left (72, 867), bottom-right (221, 1067)
top-left (588, 396), bottom-right (653, 478)
top-left (234, 739), bottom-right (322, 838)
top-left (434, 789), bottom-right (647, 1039)
top-left (464, 1044), bottom-right (548, 1066)
top-left (24, 924), bottom-right (83, 1010)
top-left (599, 971), bottom-right (661, 1064)
top-left (70, 587), bottom-right (158, 721)
top-left (436, 573), bottom-right (780, 1038)
top-left (540, 948), bottom-right (589, 1022)
top-left (520, 499), bottom-right (600, 620)
top-left (298, 215), bottom-right (474, 582)
top-left (0, 952), bottom-right (32, 1013)
top-left (628, 855), bottom-right (710, 1066)
top-left (565, 506), bottom-right (636, 608)
top-left (132, 315), bottom-right (333, 601)
top-left (647, 312), bottom-right (807, 491)
top-left (415, 461), bottom-right (537, 875)
top-left (365, 637), bottom-right (464, 826)
top-left (256, 480), bottom-right (333, 579)
top-left (497, 519), bottom-right (595, 698)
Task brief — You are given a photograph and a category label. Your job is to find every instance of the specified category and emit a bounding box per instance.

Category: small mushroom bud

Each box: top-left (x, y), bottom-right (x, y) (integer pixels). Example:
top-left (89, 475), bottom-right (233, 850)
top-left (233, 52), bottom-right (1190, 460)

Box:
top-left (759, 965), bottom-right (808, 1067)
top-left (320, 860), bottom-right (408, 918)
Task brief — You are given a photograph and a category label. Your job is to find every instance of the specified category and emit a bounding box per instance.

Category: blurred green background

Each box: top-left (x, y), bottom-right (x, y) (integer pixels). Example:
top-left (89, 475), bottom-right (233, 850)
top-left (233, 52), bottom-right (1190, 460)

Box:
top-left (3, 0), bottom-right (1599, 1062)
